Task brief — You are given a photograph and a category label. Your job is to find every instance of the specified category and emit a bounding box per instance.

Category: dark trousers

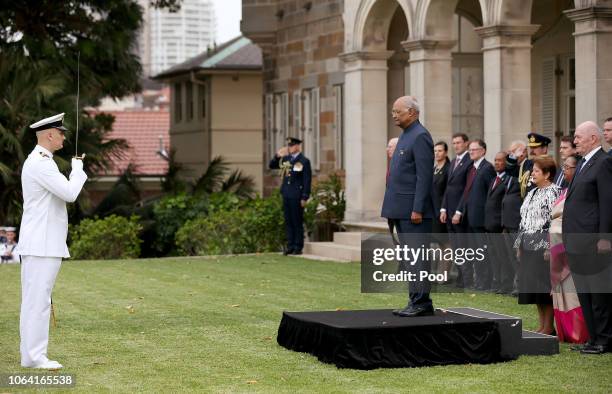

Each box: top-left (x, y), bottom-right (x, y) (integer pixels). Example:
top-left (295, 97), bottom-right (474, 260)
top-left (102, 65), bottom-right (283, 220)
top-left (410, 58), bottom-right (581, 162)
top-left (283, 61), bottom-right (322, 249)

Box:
top-left (486, 228), bottom-right (513, 292)
top-left (447, 219), bottom-right (469, 287)
top-left (567, 253), bottom-right (612, 347)
top-left (470, 226), bottom-right (490, 290)
top-left (393, 218), bottom-right (433, 310)
top-left (502, 228), bottom-right (520, 292)
top-left (283, 197), bottom-right (304, 252)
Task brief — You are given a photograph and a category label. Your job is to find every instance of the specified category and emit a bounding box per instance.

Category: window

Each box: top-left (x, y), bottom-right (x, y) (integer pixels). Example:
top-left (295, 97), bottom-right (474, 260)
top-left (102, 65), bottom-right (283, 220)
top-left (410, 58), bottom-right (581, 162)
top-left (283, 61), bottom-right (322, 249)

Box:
top-left (174, 82), bottom-right (182, 123)
top-left (186, 81), bottom-right (194, 121)
top-left (266, 92), bottom-right (289, 162)
top-left (303, 88), bottom-right (320, 170)
top-left (292, 91), bottom-right (302, 140)
top-left (198, 84), bottom-right (207, 119)
top-left (333, 85), bottom-right (344, 169)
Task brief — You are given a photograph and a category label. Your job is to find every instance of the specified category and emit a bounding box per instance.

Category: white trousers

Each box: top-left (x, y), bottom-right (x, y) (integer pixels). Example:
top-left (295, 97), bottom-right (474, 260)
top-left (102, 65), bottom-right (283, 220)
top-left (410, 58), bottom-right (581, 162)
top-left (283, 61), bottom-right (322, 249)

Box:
top-left (20, 255), bottom-right (62, 367)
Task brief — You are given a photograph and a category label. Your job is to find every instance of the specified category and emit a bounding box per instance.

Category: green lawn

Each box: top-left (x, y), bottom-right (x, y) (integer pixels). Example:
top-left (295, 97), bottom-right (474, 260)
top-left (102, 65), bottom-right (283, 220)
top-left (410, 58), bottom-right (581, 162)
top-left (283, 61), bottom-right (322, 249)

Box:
top-left (1, 255), bottom-right (611, 393)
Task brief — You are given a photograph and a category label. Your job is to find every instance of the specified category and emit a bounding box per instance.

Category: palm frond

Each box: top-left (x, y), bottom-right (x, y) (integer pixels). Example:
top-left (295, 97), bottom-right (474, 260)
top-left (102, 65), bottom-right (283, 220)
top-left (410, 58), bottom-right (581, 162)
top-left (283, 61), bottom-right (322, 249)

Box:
top-left (193, 156), bottom-right (229, 194)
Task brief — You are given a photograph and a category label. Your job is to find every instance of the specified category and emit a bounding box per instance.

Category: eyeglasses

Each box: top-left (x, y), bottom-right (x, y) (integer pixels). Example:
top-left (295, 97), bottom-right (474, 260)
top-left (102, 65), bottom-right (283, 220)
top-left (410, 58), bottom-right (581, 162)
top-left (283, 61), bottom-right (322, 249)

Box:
top-left (468, 148), bottom-right (484, 152)
top-left (562, 165), bottom-right (576, 170)
top-left (391, 109), bottom-right (406, 116)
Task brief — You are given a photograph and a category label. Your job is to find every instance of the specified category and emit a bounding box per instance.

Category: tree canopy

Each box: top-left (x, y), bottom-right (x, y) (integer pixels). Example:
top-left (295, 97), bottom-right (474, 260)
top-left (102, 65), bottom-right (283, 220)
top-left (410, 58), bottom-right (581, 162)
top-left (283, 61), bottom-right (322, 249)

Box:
top-left (0, 0), bottom-right (182, 224)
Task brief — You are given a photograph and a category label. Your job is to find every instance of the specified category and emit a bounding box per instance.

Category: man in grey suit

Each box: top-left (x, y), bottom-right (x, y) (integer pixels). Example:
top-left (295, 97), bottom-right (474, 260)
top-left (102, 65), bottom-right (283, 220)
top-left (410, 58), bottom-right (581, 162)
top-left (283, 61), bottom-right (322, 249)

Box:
top-left (381, 96), bottom-right (434, 317)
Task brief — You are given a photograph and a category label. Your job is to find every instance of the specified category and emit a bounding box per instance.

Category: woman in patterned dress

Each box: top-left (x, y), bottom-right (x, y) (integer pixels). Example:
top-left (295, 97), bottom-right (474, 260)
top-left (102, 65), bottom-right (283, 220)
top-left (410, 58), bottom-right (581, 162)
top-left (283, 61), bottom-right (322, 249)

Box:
top-left (515, 156), bottom-right (561, 335)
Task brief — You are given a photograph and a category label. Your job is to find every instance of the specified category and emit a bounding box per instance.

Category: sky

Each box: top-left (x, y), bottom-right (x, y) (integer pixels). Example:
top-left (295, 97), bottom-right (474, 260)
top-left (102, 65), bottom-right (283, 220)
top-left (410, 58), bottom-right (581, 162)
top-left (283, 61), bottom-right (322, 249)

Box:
top-left (212, 0), bottom-right (242, 44)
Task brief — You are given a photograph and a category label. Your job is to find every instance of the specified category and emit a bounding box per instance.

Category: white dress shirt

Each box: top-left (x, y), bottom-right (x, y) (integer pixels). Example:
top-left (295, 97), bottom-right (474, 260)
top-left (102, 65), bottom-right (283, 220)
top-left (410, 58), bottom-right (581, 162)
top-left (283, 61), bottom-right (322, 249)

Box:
top-left (15, 145), bottom-right (87, 258)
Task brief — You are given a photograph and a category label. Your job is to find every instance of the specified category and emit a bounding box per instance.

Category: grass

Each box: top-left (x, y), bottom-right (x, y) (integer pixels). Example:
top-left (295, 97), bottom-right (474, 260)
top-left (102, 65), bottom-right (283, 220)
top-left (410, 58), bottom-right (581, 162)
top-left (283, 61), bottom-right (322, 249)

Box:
top-left (0, 254), bottom-right (611, 393)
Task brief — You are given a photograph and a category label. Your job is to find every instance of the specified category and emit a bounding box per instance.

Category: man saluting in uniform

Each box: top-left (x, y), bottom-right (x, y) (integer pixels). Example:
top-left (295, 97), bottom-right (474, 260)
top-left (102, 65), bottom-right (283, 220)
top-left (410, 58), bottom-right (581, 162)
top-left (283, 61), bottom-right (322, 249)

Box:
top-left (269, 137), bottom-right (312, 255)
top-left (15, 113), bottom-right (87, 370)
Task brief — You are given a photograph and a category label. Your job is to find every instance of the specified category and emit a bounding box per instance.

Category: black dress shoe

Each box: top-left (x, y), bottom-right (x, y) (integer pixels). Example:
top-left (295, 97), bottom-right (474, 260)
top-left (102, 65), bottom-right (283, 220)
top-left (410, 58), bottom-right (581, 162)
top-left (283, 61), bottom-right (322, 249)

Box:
top-left (580, 344), bottom-right (608, 354)
top-left (292, 250), bottom-right (303, 255)
top-left (283, 249), bottom-right (294, 256)
top-left (394, 306), bottom-right (435, 317)
top-left (570, 342), bottom-right (593, 351)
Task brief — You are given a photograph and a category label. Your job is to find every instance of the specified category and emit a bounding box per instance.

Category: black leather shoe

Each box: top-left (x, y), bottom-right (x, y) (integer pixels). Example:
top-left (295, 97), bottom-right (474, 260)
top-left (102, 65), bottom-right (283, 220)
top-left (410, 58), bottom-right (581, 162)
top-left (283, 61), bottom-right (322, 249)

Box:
top-left (580, 344), bottom-right (608, 354)
top-left (570, 342), bottom-right (593, 351)
top-left (292, 250), bottom-right (303, 255)
top-left (394, 306), bottom-right (435, 317)
top-left (283, 249), bottom-right (294, 256)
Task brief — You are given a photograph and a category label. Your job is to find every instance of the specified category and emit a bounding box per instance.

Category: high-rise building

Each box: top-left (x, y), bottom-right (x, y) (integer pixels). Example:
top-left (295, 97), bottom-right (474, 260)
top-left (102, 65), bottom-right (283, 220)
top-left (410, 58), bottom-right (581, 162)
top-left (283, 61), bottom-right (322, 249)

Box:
top-left (139, 0), bottom-right (217, 77)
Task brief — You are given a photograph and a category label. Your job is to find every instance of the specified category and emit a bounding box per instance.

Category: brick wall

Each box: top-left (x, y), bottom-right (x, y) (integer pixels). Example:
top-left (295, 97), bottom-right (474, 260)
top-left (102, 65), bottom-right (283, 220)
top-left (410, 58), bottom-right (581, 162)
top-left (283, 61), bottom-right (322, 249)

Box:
top-left (243, 0), bottom-right (345, 197)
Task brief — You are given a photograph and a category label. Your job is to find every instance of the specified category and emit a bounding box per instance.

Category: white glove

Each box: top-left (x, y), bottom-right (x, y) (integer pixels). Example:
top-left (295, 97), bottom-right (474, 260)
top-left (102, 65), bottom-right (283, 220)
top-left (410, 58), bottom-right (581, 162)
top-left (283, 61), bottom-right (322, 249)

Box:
top-left (71, 157), bottom-right (84, 171)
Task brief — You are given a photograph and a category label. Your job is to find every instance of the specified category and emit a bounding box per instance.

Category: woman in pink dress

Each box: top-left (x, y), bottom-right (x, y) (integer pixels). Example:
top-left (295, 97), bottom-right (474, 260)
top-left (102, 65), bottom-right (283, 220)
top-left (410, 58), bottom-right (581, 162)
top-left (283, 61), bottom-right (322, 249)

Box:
top-left (549, 154), bottom-right (589, 343)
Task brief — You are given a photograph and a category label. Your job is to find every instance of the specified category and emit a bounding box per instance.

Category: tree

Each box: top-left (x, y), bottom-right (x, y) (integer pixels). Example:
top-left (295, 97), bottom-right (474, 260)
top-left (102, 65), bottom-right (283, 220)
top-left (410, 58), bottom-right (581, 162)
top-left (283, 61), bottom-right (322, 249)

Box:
top-left (0, 0), bottom-right (182, 224)
top-left (0, 50), bottom-right (129, 224)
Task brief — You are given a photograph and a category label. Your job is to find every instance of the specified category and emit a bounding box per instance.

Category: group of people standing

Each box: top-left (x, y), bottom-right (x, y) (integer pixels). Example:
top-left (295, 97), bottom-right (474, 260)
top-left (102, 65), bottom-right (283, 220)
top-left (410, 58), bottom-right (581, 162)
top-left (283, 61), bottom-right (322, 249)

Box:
top-left (383, 96), bottom-right (612, 354)
top-left (0, 226), bottom-right (19, 263)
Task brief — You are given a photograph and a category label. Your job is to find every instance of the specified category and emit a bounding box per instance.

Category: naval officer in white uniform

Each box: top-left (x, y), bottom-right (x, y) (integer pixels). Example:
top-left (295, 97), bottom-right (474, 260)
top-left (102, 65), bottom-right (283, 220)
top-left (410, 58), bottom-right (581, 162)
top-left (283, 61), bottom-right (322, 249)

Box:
top-left (15, 113), bottom-right (87, 370)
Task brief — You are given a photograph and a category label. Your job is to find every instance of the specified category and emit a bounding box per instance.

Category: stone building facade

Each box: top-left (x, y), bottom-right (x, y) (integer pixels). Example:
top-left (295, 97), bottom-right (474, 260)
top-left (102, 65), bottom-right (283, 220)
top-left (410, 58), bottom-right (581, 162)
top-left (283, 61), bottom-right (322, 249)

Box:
top-left (243, 0), bottom-right (612, 221)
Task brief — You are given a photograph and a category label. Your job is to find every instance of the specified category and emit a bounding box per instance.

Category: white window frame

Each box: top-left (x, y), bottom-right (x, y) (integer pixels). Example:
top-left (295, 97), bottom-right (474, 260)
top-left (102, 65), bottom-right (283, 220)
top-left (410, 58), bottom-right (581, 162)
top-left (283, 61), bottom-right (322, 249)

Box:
top-left (333, 85), bottom-right (344, 169)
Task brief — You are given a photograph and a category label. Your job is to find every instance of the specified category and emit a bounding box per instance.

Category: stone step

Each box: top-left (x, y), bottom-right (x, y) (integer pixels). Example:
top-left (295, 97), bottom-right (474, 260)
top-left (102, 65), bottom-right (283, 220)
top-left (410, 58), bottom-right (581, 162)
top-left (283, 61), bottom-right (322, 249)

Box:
top-left (342, 220), bottom-right (389, 233)
top-left (303, 242), bottom-right (360, 262)
top-left (333, 232), bottom-right (362, 247)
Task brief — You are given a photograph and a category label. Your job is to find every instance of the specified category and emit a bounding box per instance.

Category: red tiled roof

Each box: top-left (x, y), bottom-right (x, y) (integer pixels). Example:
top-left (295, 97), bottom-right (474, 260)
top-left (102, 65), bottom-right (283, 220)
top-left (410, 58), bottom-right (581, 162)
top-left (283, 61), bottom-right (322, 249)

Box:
top-left (101, 111), bottom-right (170, 176)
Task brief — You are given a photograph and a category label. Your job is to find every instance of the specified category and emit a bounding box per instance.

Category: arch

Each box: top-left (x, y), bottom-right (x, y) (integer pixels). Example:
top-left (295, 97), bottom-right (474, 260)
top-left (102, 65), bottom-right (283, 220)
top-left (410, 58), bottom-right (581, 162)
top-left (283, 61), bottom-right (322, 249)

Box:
top-left (479, 0), bottom-right (534, 26)
top-left (416, 0), bottom-right (461, 39)
top-left (352, 0), bottom-right (413, 51)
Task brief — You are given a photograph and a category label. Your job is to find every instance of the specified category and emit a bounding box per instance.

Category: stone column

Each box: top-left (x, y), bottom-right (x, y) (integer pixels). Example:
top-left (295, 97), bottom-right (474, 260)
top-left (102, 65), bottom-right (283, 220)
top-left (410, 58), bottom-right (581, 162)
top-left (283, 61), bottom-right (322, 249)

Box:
top-left (565, 6), bottom-right (612, 124)
top-left (339, 51), bottom-right (393, 222)
top-left (402, 39), bottom-right (455, 144)
top-left (475, 25), bottom-right (539, 158)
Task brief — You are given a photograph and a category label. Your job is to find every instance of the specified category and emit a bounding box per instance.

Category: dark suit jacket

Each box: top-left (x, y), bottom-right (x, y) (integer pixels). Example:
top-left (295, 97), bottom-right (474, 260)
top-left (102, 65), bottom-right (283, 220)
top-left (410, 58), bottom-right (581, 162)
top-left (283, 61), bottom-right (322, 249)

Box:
top-left (456, 159), bottom-right (496, 229)
top-left (484, 173), bottom-right (509, 232)
top-left (563, 149), bottom-right (612, 253)
top-left (269, 153), bottom-right (312, 200)
top-left (440, 153), bottom-right (473, 219)
top-left (501, 176), bottom-right (522, 230)
top-left (554, 168), bottom-right (569, 189)
top-left (381, 120), bottom-right (434, 219)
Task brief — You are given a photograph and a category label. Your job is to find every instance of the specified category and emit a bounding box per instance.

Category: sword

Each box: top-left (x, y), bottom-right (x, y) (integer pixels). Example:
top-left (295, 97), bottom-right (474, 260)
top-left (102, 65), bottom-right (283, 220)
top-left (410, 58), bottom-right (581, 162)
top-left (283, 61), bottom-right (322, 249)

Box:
top-left (74, 51), bottom-right (85, 160)
top-left (51, 297), bottom-right (57, 328)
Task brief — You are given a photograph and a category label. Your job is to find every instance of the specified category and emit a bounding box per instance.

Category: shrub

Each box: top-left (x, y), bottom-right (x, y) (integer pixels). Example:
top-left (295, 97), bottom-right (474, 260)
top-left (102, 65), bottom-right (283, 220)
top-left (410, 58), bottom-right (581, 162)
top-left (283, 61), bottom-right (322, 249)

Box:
top-left (69, 215), bottom-right (142, 260)
top-left (152, 193), bottom-right (210, 255)
top-left (304, 172), bottom-right (346, 241)
top-left (176, 194), bottom-right (285, 256)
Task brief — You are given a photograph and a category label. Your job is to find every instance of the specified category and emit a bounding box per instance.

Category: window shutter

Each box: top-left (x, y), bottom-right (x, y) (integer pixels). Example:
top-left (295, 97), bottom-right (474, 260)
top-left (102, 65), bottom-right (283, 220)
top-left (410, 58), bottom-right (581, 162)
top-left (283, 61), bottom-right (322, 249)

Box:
top-left (293, 91), bottom-right (302, 139)
top-left (312, 88), bottom-right (320, 170)
top-left (541, 57), bottom-right (557, 141)
top-left (303, 91), bottom-right (312, 160)
top-left (265, 94), bottom-right (273, 161)
top-left (333, 85), bottom-right (344, 169)
top-left (281, 92), bottom-right (289, 142)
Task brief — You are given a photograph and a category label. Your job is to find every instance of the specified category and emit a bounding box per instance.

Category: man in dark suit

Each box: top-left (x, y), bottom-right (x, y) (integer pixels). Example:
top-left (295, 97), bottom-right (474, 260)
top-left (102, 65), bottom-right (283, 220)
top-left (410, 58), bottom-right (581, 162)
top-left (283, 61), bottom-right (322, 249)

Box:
top-left (563, 121), bottom-right (612, 354)
top-left (452, 139), bottom-right (496, 290)
top-left (554, 136), bottom-right (576, 188)
top-left (269, 137), bottom-right (312, 255)
top-left (382, 95), bottom-right (434, 317)
top-left (484, 152), bottom-right (512, 293)
top-left (439, 133), bottom-right (472, 287)
top-left (604, 117), bottom-right (612, 156)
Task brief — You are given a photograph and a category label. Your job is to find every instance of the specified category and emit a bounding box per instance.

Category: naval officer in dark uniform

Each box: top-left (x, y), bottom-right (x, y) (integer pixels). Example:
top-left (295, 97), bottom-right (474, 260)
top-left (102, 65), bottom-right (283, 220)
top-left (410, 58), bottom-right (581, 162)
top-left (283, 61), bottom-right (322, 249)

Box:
top-left (269, 137), bottom-right (312, 255)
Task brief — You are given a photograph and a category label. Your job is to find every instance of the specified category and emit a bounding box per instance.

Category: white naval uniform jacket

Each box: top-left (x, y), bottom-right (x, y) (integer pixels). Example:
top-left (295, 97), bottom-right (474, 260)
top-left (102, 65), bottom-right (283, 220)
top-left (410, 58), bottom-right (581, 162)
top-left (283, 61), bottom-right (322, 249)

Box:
top-left (15, 145), bottom-right (87, 258)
